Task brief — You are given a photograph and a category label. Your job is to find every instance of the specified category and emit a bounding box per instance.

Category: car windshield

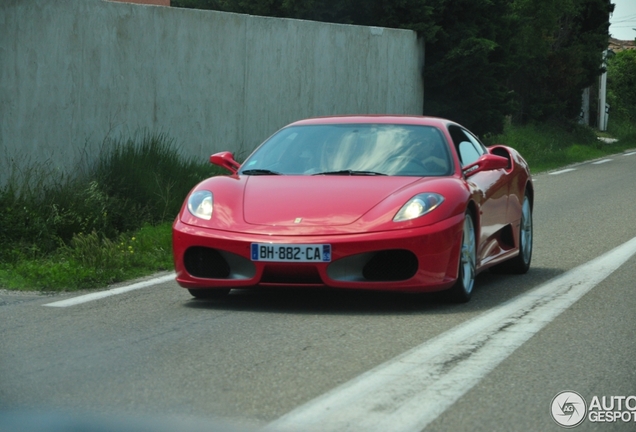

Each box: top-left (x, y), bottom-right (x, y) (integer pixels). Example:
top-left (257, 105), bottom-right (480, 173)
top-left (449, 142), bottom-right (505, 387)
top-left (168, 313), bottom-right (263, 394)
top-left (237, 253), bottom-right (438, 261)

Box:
top-left (239, 124), bottom-right (453, 176)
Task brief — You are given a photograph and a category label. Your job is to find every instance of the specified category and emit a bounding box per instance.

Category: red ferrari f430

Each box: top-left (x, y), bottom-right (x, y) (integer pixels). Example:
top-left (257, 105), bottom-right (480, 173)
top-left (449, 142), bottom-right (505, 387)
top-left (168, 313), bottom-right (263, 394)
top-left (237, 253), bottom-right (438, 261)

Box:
top-left (172, 116), bottom-right (533, 302)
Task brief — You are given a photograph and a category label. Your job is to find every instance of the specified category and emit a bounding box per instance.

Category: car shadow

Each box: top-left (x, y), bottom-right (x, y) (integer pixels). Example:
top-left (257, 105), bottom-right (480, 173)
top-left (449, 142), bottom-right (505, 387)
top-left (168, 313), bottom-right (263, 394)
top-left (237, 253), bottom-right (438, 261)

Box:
top-left (182, 266), bottom-right (565, 316)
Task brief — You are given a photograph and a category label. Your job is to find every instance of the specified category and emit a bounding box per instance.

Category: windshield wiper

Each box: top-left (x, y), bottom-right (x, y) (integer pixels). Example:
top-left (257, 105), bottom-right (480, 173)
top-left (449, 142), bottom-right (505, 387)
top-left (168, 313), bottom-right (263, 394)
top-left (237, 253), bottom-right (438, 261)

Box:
top-left (312, 170), bottom-right (387, 176)
top-left (241, 169), bottom-right (282, 176)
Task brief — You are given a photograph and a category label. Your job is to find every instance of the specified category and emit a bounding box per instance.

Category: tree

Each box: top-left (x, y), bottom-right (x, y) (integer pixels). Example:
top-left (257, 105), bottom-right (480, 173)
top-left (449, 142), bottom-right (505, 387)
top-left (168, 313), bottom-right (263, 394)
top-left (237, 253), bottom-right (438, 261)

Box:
top-left (172, 0), bottom-right (440, 36)
top-left (422, 0), bottom-right (517, 135)
top-left (171, 0), bottom-right (614, 134)
top-left (421, 0), bottom-right (612, 132)
top-left (506, 0), bottom-right (613, 124)
top-left (607, 49), bottom-right (636, 121)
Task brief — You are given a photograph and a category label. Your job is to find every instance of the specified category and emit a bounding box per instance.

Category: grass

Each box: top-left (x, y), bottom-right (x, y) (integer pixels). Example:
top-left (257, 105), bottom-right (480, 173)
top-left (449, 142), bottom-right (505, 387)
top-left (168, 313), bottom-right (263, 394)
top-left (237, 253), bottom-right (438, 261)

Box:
top-left (0, 133), bottom-right (223, 291)
top-left (1, 122), bottom-right (634, 292)
top-left (483, 119), bottom-right (636, 172)
top-left (0, 224), bottom-right (173, 291)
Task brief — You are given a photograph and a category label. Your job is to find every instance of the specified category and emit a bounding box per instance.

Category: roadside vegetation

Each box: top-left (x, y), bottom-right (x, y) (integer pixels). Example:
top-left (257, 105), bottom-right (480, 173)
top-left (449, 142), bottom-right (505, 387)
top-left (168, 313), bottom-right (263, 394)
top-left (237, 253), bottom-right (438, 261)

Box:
top-left (1, 122), bottom-right (634, 293)
top-left (0, 134), bottom-right (223, 291)
top-left (484, 120), bottom-right (636, 172)
top-left (606, 49), bottom-right (636, 145)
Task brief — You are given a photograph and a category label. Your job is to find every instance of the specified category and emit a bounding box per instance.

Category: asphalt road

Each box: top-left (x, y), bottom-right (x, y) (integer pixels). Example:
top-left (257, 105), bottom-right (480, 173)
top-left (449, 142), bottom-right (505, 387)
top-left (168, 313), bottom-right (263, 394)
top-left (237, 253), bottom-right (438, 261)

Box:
top-left (1, 151), bottom-right (636, 432)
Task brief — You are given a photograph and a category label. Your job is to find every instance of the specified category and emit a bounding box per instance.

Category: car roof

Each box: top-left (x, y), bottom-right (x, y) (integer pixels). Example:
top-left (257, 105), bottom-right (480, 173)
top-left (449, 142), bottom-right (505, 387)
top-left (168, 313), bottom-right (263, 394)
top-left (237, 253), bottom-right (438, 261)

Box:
top-left (288, 115), bottom-right (455, 129)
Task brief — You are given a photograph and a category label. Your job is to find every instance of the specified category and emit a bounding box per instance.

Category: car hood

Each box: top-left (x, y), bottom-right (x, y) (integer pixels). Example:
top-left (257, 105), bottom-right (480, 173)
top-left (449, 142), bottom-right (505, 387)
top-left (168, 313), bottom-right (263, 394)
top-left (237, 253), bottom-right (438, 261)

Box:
top-left (243, 176), bottom-right (420, 226)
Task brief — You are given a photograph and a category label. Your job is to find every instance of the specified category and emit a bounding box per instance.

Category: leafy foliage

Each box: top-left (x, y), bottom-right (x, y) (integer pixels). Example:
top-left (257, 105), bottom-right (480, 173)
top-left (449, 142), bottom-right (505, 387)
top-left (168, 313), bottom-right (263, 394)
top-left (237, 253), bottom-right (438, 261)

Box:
top-left (173, 0), bottom-right (441, 37)
top-left (483, 120), bottom-right (635, 173)
top-left (173, 0), bottom-right (614, 135)
top-left (0, 133), bottom-right (220, 265)
top-left (422, 0), bottom-right (516, 135)
top-left (0, 132), bottom-right (221, 290)
top-left (0, 224), bottom-right (173, 291)
top-left (607, 50), bottom-right (636, 121)
top-left (507, 0), bottom-right (613, 124)
top-left (93, 133), bottom-right (219, 232)
top-left (606, 49), bottom-right (636, 142)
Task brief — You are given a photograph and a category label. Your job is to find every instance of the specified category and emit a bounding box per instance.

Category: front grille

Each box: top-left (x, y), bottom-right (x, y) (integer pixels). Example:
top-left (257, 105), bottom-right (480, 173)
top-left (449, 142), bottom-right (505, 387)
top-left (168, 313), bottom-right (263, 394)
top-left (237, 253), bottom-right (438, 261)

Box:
top-left (362, 250), bottom-right (418, 281)
top-left (184, 247), bottom-right (231, 279)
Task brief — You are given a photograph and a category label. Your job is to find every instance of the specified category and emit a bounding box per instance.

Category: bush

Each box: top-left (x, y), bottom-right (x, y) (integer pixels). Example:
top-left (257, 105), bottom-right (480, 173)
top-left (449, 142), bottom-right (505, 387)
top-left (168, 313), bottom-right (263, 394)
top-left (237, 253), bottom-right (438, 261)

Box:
top-left (484, 121), bottom-right (629, 173)
top-left (0, 221), bottom-right (174, 291)
top-left (0, 133), bottom-right (220, 278)
top-left (606, 50), bottom-right (636, 147)
top-left (93, 132), bottom-right (223, 232)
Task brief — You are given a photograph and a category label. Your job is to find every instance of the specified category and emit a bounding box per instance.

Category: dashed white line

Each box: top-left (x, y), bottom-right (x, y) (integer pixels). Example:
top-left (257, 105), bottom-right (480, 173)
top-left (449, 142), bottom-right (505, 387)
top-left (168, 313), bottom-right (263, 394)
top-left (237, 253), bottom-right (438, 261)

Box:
top-left (549, 168), bottom-right (576, 175)
top-left (592, 158), bottom-right (612, 165)
top-left (625, 151), bottom-right (636, 156)
top-left (265, 236), bottom-right (636, 432)
top-left (43, 273), bottom-right (175, 307)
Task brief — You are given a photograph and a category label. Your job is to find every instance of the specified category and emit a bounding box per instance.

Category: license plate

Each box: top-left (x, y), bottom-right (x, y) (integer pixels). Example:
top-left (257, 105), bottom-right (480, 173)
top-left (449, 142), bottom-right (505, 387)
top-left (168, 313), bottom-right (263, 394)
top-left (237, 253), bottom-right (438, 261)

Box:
top-left (251, 243), bottom-right (331, 262)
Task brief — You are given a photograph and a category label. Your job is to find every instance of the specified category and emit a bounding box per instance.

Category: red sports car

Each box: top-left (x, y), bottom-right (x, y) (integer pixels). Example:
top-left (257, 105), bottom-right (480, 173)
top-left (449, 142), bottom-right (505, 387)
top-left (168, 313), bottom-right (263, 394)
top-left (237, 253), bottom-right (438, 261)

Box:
top-left (172, 116), bottom-right (533, 302)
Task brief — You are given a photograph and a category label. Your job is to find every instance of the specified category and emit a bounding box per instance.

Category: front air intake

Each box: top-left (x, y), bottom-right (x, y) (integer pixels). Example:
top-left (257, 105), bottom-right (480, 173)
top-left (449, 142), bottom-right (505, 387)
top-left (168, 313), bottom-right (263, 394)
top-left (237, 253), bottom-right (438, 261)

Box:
top-left (184, 247), bottom-right (231, 279)
top-left (362, 250), bottom-right (418, 281)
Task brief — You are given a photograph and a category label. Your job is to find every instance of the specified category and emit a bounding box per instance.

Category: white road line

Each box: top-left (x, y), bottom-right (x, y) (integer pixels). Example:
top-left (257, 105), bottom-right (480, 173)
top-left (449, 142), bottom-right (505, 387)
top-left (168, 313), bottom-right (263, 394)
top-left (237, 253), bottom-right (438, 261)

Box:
top-left (592, 158), bottom-right (612, 164)
top-left (265, 236), bottom-right (636, 432)
top-left (549, 168), bottom-right (576, 175)
top-left (625, 151), bottom-right (636, 156)
top-left (43, 273), bottom-right (175, 307)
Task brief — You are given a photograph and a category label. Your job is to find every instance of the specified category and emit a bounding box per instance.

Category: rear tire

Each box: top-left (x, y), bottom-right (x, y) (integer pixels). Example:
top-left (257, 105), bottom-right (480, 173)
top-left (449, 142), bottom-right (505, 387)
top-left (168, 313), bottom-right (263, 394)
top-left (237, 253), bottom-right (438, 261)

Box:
top-left (448, 211), bottom-right (476, 303)
top-left (188, 288), bottom-right (230, 299)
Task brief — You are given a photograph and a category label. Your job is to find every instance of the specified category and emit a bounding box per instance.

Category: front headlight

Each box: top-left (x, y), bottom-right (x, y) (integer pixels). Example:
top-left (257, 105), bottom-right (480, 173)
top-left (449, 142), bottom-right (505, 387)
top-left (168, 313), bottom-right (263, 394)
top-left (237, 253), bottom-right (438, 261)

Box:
top-left (187, 190), bottom-right (213, 220)
top-left (393, 193), bottom-right (444, 222)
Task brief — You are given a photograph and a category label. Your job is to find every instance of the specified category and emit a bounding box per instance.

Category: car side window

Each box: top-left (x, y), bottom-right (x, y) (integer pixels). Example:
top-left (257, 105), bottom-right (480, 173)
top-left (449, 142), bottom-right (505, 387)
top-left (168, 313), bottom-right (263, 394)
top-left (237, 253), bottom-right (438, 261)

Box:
top-left (449, 125), bottom-right (485, 167)
top-left (457, 141), bottom-right (480, 166)
top-left (464, 129), bottom-right (487, 155)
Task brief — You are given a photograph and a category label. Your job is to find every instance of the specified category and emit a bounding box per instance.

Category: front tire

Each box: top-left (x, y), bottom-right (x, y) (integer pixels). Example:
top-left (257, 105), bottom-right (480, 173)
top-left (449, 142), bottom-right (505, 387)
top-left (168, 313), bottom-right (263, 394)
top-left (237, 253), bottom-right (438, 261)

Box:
top-left (188, 288), bottom-right (230, 299)
top-left (492, 192), bottom-right (532, 274)
top-left (448, 212), bottom-right (476, 303)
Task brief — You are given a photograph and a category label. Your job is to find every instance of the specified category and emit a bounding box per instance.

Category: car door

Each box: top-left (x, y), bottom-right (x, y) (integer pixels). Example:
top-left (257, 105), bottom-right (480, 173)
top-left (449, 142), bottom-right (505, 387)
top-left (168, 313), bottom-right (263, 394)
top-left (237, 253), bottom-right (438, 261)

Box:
top-left (449, 126), bottom-right (510, 266)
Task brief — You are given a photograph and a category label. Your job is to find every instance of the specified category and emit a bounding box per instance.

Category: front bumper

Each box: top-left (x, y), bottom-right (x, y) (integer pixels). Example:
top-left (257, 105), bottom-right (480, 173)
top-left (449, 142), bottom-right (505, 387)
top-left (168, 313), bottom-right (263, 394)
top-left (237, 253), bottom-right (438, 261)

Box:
top-left (172, 214), bottom-right (464, 293)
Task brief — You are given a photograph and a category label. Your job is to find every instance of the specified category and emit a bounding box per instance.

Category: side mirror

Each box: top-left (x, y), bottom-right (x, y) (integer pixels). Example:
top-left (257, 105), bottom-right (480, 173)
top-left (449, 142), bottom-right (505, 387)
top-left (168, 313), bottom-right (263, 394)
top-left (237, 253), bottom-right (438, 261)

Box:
top-left (463, 154), bottom-right (509, 178)
top-left (210, 151), bottom-right (240, 174)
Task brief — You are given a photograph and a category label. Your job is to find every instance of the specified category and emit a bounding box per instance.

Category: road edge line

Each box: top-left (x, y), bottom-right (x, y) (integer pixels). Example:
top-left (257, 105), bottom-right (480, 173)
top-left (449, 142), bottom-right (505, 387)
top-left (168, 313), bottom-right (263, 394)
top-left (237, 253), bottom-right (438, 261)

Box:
top-left (42, 273), bottom-right (176, 307)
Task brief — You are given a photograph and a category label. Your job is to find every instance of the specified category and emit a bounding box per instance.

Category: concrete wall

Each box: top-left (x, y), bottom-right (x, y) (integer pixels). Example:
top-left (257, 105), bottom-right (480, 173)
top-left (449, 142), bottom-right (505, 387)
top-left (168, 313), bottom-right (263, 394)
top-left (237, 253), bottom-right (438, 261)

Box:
top-left (0, 0), bottom-right (424, 182)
